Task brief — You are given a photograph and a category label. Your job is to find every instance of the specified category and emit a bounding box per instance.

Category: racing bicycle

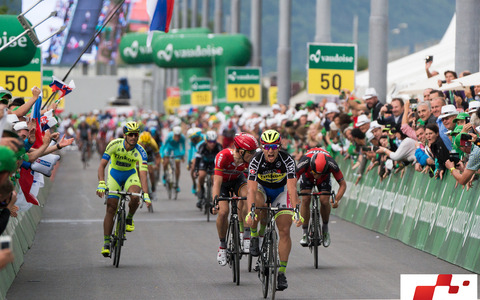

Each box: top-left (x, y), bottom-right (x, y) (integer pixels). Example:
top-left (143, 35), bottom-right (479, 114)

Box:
top-left (298, 190), bottom-right (335, 269)
top-left (105, 189), bottom-right (143, 268)
top-left (214, 196), bottom-right (247, 285)
top-left (165, 155), bottom-right (179, 200)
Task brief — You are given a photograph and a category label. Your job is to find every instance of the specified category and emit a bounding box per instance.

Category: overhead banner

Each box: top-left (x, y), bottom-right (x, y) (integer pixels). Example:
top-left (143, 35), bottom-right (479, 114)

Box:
top-left (307, 43), bottom-right (356, 96)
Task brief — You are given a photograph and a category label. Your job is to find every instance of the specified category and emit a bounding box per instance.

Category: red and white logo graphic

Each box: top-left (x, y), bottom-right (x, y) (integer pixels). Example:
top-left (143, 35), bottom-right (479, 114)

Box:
top-left (401, 274), bottom-right (477, 300)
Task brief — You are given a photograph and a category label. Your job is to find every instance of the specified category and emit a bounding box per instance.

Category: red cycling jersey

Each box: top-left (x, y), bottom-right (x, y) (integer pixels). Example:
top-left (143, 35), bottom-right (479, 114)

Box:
top-left (214, 148), bottom-right (249, 182)
top-left (296, 147), bottom-right (344, 183)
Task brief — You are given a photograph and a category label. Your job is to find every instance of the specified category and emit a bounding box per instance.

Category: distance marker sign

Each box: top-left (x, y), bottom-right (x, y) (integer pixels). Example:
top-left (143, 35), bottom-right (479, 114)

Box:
top-left (190, 78), bottom-right (212, 106)
top-left (226, 67), bottom-right (261, 103)
top-left (307, 43), bottom-right (356, 95)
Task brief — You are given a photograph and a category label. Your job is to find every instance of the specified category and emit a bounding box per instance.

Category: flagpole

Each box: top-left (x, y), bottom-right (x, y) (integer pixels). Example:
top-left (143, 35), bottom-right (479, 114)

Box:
top-left (42, 0), bottom-right (127, 109)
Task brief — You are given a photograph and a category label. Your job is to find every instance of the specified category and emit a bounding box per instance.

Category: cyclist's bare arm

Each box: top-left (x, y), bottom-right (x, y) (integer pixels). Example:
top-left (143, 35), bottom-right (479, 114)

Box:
top-left (287, 177), bottom-right (302, 226)
top-left (334, 179), bottom-right (347, 208)
top-left (98, 158), bottom-right (108, 183)
top-left (139, 170), bottom-right (149, 195)
top-left (211, 174), bottom-right (223, 213)
top-left (246, 180), bottom-right (259, 226)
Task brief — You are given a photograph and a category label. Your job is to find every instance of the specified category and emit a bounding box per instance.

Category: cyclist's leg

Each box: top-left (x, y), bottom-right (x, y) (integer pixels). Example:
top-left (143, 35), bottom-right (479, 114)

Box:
top-left (197, 167), bottom-right (207, 198)
top-left (147, 164), bottom-right (156, 192)
top-left (215, 185), bottom-right (231, 266)
top-left (236, 179), bottom-right (250, 250)
top-left (189, 159), bottom-right (197, 194)
top-left (317, 178), bottom-right (333, 246)
top-left (174, 159), bottom-right (181, 187)
top-left (249, 185), bottom-right (267, 256)
top-left (125, 171), bottom-right (141, 216)
top-left (273, 191), bottom-right (293, 290)
top-left (103, 172), bottom-right (122, 254)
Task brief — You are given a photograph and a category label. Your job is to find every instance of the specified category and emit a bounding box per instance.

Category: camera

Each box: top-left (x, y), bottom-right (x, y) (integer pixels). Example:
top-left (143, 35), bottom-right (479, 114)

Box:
top-left (465, 116), bottom-right (471, 124)
top-left (0, 236), bottom-right (11, 250)
top-left (460, 133), bottom-right (472, 147)
top-left (361, 146), bottom-right (372, 152)
top-left (425, 55), bottom-right (433, 63)
top-left (449, 150), bottom-right (460, 165)
top-left (385, 104), bottom-right (393, 114)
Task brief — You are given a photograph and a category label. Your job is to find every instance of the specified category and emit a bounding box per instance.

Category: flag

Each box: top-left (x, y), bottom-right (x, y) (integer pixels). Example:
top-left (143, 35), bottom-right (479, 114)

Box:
top-left (146, 0), bottom-right (175, 46)
top-left (41, 109), bottom-right (58, 131)
top-left (49, 76), bottom-right (75, 99)
top-left (18, 95), bottom-right (44, 206)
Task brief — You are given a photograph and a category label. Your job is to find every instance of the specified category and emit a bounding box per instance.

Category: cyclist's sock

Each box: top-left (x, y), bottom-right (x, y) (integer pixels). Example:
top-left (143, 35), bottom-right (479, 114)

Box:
top-left (302, 225), bottom-right (308, 235)
top-left (244, 227), bottom-right (251, 238)
top-left (127, 213), bottom-right (134, 220)
top-left (279, 261), bottom-right (288, 274)
top-left (239, 221), bottom-right (244, 233)
top-left (322, 222), bottom-right (329, 233)
top-left (250, 228), bottom-right (259, 238)
top-left (258, 223), bottom-right (266, 237)
top-left (219, 238), bottom-right (227, 249)
top-left (104, 235), bottom-right (110, 243)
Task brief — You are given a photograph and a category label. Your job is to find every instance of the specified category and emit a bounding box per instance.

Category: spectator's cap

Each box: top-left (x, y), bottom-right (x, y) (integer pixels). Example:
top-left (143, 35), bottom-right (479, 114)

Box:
top-left (224, 106), bottom-right (232, 112)
top-left (0, 146), bottom-right (17, 173)
top-left (437, 104), bottom-right (459, 120)
top-left (13, 121), bottom-right (28, 131)
top-left (453, 112), bottom-right (470, 123)
top-left (467, 101), bottom-right (480, 113)
top-left (366, 129), bottom-right (374, 142)
top-left (370, 120), bottom-right (382, 130)
top-left (6, 114), bottom-right (19, 125)
top-left (0, 86), bottom-right (12, 101)
top-left (343, 126), bottom-right (353, 134)
top-left (1, 121), bottom-right (19, 138)
top-left (304, 100), bottom-right (315, 109)
top-left (448, 125), bottom-right (463, 136)
top-left (294, 110), bottom-right (308, 119)
top-left (356, 114), bottom-right (371, 127)
top-left (362, 87), bottom-right (377, 100)
top-left (417, 119), bottom-right (426, 127)
top-left (325, 102), bottom-right (339, 114)
top-left (271, 104), bottom-right (281, 111)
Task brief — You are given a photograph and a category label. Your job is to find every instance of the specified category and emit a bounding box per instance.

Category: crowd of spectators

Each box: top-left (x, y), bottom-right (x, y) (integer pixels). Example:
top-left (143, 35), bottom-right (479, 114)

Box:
top-left (0, 85), bottom-right (74, 270)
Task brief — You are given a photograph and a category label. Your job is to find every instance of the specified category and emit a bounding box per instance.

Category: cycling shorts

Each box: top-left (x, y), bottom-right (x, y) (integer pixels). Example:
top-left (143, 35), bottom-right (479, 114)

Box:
top-left (257, 185), bottom-right (292, 209)
top-left (198, 160), bottom-right (215, 172)
top-left (220, 175), bottom-right (247, 197)
top-left (162, 146), bottom-right (183, 158)
top-left (107, 168), bottom-right (141, 199)
top-left (298, 173), bottom-right (332, 192)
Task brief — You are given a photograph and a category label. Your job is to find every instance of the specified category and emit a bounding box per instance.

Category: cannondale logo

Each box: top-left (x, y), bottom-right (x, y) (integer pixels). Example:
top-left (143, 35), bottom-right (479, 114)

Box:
top-left (157, 43), bottom-right (174, 62)
top-left (123, 40), bottom-right (139, 58)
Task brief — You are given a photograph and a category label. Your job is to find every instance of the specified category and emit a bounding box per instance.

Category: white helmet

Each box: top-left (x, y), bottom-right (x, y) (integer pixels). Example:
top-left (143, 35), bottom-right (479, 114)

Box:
top-left (206, 130), bottom-right (217, 142)
top-left (186, 128), bottom-right (194, 138)
top-left (173, 126), bottom-right (182, 135)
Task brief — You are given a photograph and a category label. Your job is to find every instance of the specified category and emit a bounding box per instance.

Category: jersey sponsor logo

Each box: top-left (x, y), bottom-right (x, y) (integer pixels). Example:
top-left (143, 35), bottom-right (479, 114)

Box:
top-left (114, 154), bottom-right (138, 163)
top-left (276, 161), bottom-right (281, 168)
top-left (116, 161), bottom-right (131, 168)
top-left (250, 169), bottom-right (256, 175)
top-left (216, 153), bottom-right (224, 167)
top-left (257, 171), bottom-right (286, 183)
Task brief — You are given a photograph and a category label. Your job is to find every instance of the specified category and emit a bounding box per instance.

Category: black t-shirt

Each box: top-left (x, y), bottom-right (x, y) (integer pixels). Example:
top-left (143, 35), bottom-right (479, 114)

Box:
top-left (248, 149), bottom-right (296, 189)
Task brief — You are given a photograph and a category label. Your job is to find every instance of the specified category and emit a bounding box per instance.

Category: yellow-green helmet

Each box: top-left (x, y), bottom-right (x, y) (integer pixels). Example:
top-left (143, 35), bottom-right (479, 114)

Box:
top-left (260, 129), bottom-right (281, 144)
top-left (123, 121), bottom-right (140, 134)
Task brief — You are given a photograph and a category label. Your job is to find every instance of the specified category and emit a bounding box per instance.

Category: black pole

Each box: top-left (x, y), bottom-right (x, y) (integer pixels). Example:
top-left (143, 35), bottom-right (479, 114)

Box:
top-left (42, 0), bottom-right (126, 109)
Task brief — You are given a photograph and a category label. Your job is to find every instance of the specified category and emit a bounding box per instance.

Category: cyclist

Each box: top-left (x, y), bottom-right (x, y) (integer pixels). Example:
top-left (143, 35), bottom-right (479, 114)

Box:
top-left (187, 128), bottom-right (204, 195)
top-left (296, 148), bottom-right (346, 247)
top-left (96, 121), bottom-right (151, 257)
top-left (212, 133), bottom-right (258, 266)
top-left (138, 131), bottom-right (161, 195)
top-left (161, 126), bottom-right (186, 192)
top-left (245, 129), bottom-right (302, 291)
top-left (194, 130), bottom-right (223, 209)
top-left (77, 116), bottom-right (92, 162)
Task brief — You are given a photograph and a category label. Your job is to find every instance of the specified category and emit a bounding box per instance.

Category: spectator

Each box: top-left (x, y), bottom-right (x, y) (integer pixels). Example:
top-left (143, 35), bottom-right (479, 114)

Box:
top-left (446, 133), bottom-right (480, 186)
top-left (417, 101), bottom-right (437, 124)
top-left (425, 59), bottom-right (438, 78)
top-left (355, 114), bottom-right (371, 133)
top-left (376, 126), bottom-right (416, 163)
top-left (378, 98), bottom-right (404, 127)
top-left (0, 178), bottom-right (16, 234)
top-left (441, 71), bottom-right (466, 108)
top-left (423, 88), bottom-right (433, 101)
top-left (437, 104), bottom-right (458, 151)
top-left (425, 123), bottom-right (450, 179)
top-left (361, 87), bottom-right (383, 120)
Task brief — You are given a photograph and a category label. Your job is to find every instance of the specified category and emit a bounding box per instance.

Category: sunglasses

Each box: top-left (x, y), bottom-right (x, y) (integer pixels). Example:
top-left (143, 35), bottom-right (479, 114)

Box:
top-left (263, 144), bottom-right (279, 151)
top-left (127, 132), bottom-right (139, 137)
top-left (243, 149), bottom-right (256, 154)
top-left (207, 140), bottom-right (216, 143)
top-left (0, 99), bottom-right (8, 105)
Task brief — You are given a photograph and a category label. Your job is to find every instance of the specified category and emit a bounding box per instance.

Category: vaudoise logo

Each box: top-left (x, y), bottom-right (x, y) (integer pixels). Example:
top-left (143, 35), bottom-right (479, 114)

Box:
top-left (401, 274), bottom-right (477, 300)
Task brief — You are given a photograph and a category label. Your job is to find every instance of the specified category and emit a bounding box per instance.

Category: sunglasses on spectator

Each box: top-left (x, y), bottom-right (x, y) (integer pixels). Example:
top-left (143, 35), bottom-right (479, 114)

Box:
top-left (263, 144), bottom-right (279, 150)
top-left (127, 132), bottom-right (139, 137)
top-left (0, 99), bottom-right (8, 105)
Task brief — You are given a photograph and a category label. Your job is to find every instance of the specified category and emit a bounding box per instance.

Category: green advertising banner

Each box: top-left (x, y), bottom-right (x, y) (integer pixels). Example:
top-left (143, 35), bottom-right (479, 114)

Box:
top-left (0, 15), bottom-right (37, 67)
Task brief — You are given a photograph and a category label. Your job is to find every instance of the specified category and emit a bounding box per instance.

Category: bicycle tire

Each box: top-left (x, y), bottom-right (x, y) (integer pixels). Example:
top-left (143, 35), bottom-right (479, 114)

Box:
top-left (225, 221), bottom-right (234, 282)
top-left (206, 176), bottom-right (212, 222)
top-left (261, 233), bottom-right (269, 299)
top-left (248, 253), bottom-right (252, 272)
top-left (233, 218), bottom-right (241, 285)
top-left (114, 209), bottom-right (125, 268)
top-left (312, 208), bottom-right (320, 269)
top-left (270, 231), bottom-right (278, 299)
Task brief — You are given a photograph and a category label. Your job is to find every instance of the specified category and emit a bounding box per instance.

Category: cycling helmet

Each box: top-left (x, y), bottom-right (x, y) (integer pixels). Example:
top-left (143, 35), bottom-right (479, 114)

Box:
top-left (206, 130), bottom-right (217, 142)
top-left (186, 128), bottom-right (194, 138)
top-left (310, 153), bottom-right (328, 174)
top-left (173, 126), bottom-right (182, 135)
top-left (260, 129), bottom-right (281, 144)
top-left (123, 121), bottom-right (140, 134)
top-left (139, 131), bottom-right (152, 144)
top-left (233, 132), bottom-right (259, 151)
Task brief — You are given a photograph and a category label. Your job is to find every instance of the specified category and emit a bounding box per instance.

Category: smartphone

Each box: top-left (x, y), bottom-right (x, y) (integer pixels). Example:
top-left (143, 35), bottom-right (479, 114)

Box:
top-left (410, 99), bottom-right (417, 104)
top-left (361, 146), bottom-right (371, 152)
top-left (425, 55), bottom-right (433, 63)
top-left (0, 236), bottom-right (11, 250)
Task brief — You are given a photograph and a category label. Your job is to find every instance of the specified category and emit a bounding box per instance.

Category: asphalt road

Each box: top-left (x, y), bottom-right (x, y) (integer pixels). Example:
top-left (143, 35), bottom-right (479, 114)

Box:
top-left (7, 150), bottom-right (476, 300)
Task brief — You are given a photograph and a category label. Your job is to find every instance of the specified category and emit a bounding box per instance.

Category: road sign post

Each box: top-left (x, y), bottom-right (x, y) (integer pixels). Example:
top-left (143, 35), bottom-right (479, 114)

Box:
top-left (307, 43), bottom-right (356, 96)
top-left (190, 78), bottom-right (212, 106)
top-left (226, 67), bottom-right (261, 103)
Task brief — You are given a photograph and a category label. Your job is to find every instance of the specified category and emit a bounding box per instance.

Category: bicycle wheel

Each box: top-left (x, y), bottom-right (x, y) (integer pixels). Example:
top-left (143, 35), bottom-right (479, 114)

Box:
top-left (113, 209), bottom-right (125, 268)
top-left (311, 207), bottom-right (320, 269)
top-left (261, 234), bottom-right (269, 298)
top-left (269, 231), bottom-right (278, 299)
top-left (248, 253), bottom-right (252, 272)
top-left (232, 219), bottom-right (241, 285)
top-left (225, 222), bottom-right (235, 282)
top-left (166, 168), bottom-right (172, 200)
top-left (205, 177), bottom-right (212, 222)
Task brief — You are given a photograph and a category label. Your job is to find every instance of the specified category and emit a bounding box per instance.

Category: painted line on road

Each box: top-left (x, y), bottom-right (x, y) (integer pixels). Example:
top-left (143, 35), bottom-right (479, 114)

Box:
top-left (41, 218), bottom-right (209, 224)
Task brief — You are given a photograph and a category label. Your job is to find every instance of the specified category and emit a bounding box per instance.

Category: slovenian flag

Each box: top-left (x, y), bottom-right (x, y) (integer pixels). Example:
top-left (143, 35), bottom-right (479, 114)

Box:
top-left (49, 76), bottom-right (75, 99)
top-left (146, 0), bottom-right (175, 46)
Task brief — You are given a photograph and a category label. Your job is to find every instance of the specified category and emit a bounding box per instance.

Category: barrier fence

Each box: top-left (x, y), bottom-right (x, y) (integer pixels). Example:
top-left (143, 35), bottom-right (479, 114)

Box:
top-left (333, 158), bottom-right (480, 274)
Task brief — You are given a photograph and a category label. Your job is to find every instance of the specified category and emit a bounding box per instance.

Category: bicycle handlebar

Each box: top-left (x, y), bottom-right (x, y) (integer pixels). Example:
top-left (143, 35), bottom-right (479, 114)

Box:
top-left (106, 190), bottom-right (143, 198)
top-left (217, 196), bottom-right (247, 201)
top-left (298, 191), bottom-right (336, 204)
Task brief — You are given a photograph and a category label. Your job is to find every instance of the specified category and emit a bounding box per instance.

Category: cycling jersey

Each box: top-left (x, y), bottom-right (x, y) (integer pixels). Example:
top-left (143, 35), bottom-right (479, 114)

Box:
top-left (187, 134), bottom-right (204, 163)
top-left (139, 136), bottom-right (160, 163)
top-left (160, 132), bottom-right (186, 158)
top-left (247, 149), bottom-right (296, 189)
top-left (195, 142), bottom-right (223, 171)
top-left (78, 122), bottom-right (91, 140)
top-left (296, 147), bottom-right (344, 185)
top-left (214, 148), bottom-right (249, 182)
top-left (102, 138), bottom-right (148, 172)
